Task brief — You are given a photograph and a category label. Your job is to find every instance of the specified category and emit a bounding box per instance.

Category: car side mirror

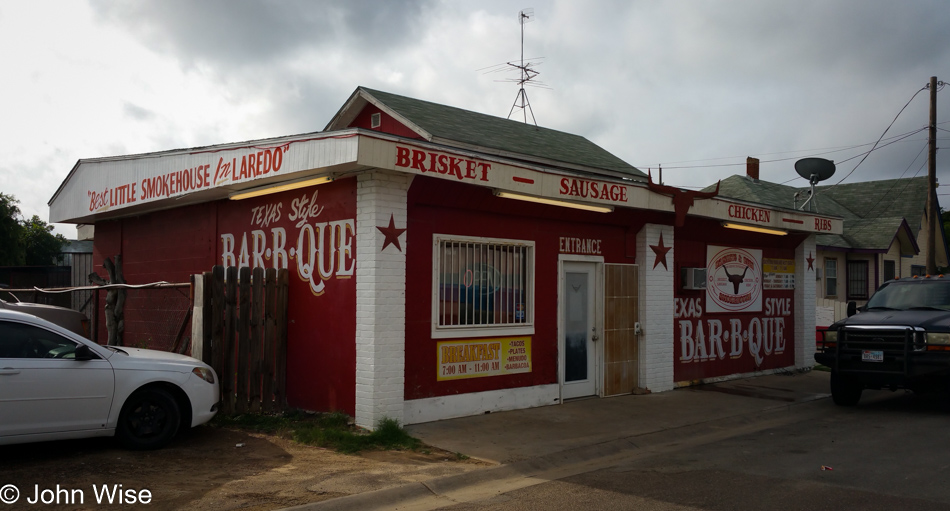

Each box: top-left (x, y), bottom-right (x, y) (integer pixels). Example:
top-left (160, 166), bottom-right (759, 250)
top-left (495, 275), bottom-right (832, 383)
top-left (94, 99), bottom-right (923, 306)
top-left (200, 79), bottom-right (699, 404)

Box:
top-left (847, 301), bottom-right (857, 317)
top-left (74, 345), bottom-right (95, 361)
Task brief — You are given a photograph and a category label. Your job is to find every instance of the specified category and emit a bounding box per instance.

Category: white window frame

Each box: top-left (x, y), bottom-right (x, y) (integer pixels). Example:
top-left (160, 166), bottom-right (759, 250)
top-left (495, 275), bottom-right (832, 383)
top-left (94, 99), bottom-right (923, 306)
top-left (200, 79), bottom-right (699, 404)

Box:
top-left (431, 234), bottom-right (535, 339)
top-left (824, 258), bottom-right (837, 297)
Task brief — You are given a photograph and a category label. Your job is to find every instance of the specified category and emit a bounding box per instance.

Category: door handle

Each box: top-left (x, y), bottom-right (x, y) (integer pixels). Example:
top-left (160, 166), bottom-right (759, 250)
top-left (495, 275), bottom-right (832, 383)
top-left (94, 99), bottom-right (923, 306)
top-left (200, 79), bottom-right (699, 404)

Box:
top-left (591, 327), bottom-right (599, 342)
top-left (0, 368), bottom-right (21, 375)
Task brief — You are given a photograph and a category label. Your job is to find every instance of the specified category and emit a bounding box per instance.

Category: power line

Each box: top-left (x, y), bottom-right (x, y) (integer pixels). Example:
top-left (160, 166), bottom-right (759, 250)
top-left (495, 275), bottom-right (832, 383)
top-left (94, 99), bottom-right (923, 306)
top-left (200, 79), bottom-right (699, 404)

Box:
top-left (639, 128), bottom-right (928, 173)
top-left (824, 129), bottom-right (927, 166)
top-left (639, 128), bottom-right (929, 168)
top-left (775, 130), bottom-right (928, 186)
top-left (816, 85), bottom-right (930, 195)
top-left (831, 141), bottom-right (929, 242)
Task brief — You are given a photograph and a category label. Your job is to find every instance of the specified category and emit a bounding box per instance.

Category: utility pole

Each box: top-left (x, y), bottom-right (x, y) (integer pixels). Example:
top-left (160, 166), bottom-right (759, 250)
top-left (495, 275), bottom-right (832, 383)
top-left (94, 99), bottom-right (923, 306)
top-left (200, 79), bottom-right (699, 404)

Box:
top-left (927, 76), bottom-right (938, 274)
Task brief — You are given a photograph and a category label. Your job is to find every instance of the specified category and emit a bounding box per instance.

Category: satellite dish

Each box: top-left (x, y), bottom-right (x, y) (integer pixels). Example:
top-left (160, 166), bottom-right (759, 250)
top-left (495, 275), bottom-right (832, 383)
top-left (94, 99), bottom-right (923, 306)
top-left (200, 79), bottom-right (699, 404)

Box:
top-left (794, 158), bottom-right (836, 184)
top-left (793, 157), bottom-right (836, 213)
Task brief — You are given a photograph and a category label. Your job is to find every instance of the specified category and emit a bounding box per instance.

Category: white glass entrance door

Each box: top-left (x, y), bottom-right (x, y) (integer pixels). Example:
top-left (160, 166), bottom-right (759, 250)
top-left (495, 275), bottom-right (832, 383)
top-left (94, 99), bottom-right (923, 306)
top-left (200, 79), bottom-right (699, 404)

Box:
top-left (561, 261), bottom-right (598, 400)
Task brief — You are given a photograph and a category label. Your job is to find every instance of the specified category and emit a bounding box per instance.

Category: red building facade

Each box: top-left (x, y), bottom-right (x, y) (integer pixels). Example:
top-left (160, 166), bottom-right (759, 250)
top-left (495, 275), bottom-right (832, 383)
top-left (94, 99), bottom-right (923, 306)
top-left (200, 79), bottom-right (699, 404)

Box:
top-left (50, 87), bottom-right (841, 427)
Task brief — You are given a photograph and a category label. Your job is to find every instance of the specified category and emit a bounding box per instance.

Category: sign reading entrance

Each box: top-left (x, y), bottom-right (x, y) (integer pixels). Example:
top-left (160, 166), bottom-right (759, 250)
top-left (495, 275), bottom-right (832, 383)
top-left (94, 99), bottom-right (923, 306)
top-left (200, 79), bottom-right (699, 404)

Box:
top-left (437, 337), bottom-right (532, 381)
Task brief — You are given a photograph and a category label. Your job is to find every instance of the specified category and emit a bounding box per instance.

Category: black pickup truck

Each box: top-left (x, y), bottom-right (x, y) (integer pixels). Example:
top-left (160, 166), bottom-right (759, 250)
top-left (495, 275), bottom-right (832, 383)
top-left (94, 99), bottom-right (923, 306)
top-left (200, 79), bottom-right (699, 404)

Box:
top-left (815, 276), bottom-right (950, 405)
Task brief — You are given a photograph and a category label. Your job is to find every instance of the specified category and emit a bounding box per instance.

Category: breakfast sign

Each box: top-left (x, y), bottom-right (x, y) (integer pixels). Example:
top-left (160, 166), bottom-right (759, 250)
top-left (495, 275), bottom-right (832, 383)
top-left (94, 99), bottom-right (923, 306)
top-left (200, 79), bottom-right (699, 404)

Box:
top-left (437, 337), bottom-right (532, 381)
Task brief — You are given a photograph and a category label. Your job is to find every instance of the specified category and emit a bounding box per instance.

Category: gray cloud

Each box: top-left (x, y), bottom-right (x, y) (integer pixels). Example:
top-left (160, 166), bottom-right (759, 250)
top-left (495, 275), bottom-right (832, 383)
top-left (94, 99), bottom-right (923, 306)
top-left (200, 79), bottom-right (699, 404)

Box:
top-left (89, 0), bottom-right (435, 68)
top-left (75, 0), bottom-right (950, 190)
top-left (122, 102), bottom-right (155, 121)
top-left (5, 0), bottom-right (950, 240)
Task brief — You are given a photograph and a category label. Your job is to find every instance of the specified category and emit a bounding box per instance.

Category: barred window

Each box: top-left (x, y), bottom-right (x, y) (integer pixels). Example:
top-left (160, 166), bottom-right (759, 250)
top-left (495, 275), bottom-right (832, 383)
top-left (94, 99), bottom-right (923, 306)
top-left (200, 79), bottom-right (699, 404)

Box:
top-left (847, 260), bottom-right (869, 300)
top-left (434, 236), bottom-right (534, 334)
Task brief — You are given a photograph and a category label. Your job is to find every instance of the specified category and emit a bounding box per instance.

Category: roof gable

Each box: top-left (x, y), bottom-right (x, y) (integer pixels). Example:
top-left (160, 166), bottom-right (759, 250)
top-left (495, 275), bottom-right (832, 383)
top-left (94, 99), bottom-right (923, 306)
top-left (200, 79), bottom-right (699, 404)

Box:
top-left (326, 86), bottom-right (645, 180)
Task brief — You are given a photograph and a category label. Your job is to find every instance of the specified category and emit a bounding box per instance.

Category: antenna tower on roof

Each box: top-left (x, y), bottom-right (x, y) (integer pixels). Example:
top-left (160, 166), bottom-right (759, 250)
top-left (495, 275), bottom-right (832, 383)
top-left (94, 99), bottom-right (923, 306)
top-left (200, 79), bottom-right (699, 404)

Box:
top-left (478, 8), bottom-right (551, 123)
top-left (507, 9), bottom-right (539, 125)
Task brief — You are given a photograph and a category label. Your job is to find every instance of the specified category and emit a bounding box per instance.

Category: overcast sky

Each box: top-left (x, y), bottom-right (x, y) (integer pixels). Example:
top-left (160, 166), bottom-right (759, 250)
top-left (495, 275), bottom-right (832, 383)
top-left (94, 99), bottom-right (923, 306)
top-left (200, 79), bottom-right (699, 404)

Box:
top-left (2, 0), bottom-right (948, 238)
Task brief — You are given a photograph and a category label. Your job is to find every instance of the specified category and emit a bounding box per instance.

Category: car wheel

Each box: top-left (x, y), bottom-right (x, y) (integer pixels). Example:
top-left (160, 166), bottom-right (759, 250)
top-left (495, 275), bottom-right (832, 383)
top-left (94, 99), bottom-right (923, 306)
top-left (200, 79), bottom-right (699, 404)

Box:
top-left (116, 387), bottom-right (181, 450)
top-left (830, 371), bottom-right (863, 406)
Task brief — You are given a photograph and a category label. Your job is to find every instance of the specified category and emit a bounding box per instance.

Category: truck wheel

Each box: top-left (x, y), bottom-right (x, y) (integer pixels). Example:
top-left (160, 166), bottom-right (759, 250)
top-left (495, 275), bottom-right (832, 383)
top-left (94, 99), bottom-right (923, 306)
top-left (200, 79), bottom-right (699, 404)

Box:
top-left (116, 387), bottom-right (181, 450)
top-left (830, 371), bottom-right (863, 406)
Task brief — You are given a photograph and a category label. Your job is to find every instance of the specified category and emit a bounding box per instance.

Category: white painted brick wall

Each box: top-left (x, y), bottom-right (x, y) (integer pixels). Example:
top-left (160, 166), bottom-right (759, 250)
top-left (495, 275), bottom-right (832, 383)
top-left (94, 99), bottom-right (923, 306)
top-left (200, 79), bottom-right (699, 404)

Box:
top-left (795, 234), bottom-right (817, 369)
top-left (637, 224), bottom-right (675, 392)
top-left (355, 170), bottom-right (410, 429)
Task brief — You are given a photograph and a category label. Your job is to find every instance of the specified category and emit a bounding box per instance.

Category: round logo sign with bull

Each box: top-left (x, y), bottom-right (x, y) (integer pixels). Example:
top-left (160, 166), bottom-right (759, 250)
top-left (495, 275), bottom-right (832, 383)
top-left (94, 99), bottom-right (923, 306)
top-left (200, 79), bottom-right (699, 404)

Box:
top-left (706, 246), bottom-right (762, 313)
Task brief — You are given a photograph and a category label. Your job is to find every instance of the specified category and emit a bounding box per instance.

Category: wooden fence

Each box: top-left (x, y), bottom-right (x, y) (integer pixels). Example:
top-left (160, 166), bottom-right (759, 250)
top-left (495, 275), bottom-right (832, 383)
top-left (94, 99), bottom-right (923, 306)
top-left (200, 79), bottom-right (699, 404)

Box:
top-left (192, 266), bottom-right (289, 415)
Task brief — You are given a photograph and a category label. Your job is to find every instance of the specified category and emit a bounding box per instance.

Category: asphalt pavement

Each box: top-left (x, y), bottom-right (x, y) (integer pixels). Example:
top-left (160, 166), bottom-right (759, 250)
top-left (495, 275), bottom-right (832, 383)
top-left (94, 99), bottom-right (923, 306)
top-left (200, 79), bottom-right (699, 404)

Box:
top-left (283, 369), bottom-right (832, 511)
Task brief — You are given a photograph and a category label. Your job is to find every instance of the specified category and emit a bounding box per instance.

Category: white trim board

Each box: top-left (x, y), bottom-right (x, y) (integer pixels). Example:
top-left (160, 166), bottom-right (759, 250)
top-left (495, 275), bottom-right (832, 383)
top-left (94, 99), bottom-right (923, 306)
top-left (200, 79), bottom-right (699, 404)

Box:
top-left (403, 384), bottom-right (559, 425)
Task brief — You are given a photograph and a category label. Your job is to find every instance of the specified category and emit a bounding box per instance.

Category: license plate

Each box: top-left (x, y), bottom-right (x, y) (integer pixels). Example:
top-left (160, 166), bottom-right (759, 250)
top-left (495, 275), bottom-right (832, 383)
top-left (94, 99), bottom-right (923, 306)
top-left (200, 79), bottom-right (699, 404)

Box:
top-left (862, 350), bottom-right (884, 362)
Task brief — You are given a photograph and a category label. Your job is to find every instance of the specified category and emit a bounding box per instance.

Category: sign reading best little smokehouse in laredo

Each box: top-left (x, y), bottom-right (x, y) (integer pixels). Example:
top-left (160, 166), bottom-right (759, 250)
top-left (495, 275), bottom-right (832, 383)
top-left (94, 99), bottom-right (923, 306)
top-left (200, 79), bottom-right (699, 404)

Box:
top-left (74, 139), bottom-right (360, 296)
top-left (437, 338), bottom-right (532, 381)
top-left (86, 144), bottom-right (290, 214)
top-left (674, 245), bottom-right (795, 381)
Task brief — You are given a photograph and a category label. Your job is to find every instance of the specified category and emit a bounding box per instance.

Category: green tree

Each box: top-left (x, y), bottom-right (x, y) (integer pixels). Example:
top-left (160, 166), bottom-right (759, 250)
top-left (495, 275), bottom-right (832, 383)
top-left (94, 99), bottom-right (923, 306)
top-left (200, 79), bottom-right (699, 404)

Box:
top-left (0, 193), bottom-right (25, 265)
top-left (0, 194), bottom-right (68, 267)
top-left (21, 215), bottom-right (68, 266)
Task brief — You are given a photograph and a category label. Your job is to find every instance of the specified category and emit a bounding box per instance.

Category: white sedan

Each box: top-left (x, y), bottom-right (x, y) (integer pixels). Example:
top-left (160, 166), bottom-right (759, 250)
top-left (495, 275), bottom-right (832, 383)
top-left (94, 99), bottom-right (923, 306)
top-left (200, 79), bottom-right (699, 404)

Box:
top-left (0, 308), bottom-right (219, 450)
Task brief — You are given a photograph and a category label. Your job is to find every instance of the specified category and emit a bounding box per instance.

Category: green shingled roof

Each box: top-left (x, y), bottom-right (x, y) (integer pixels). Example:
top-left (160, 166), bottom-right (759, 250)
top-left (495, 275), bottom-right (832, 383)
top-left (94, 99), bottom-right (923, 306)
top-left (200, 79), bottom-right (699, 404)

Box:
top-left (353, 87), bottom-right (645, 179)
top-left (707, 175), bottom-right (929, 251)
top-left (816, 177), bottom-right (927, 233)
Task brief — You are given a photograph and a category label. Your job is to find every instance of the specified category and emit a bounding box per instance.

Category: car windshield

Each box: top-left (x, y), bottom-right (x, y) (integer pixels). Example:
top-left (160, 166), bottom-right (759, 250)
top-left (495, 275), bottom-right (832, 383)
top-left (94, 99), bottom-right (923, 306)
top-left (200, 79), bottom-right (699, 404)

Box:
top-left (866, 281), bottom-right (950, 311)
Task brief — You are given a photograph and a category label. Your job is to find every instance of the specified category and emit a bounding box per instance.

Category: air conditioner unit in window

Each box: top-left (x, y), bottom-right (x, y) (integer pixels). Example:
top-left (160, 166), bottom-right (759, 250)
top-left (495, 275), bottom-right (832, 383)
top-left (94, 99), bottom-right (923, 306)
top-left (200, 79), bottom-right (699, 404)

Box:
top-left (681, 267), bottom-right (707, 290)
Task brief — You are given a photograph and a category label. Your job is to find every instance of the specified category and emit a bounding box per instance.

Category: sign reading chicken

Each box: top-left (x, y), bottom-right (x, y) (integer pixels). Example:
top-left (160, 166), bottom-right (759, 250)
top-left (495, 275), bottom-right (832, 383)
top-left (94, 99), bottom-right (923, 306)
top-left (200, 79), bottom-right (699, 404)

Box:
top-left (706, 246), bottom-right (763, 313)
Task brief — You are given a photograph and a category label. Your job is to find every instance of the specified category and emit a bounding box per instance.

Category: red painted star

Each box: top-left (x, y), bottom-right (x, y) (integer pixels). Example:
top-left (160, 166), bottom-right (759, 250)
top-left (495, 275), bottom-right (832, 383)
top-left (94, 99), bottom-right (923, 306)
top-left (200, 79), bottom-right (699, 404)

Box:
top-left (650, 233), bottom-right (672, 270)
top-left (806, 251), bottom-right (815, 271)
top-left (376, 214), bottom-right (407, 252)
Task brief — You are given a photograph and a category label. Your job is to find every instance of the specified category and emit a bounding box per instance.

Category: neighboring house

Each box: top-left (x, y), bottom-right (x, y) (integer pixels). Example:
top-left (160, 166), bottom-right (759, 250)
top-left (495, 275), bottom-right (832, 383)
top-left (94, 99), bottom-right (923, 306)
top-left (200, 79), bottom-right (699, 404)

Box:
top-left (708, 165), bottom-right (949, 325)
